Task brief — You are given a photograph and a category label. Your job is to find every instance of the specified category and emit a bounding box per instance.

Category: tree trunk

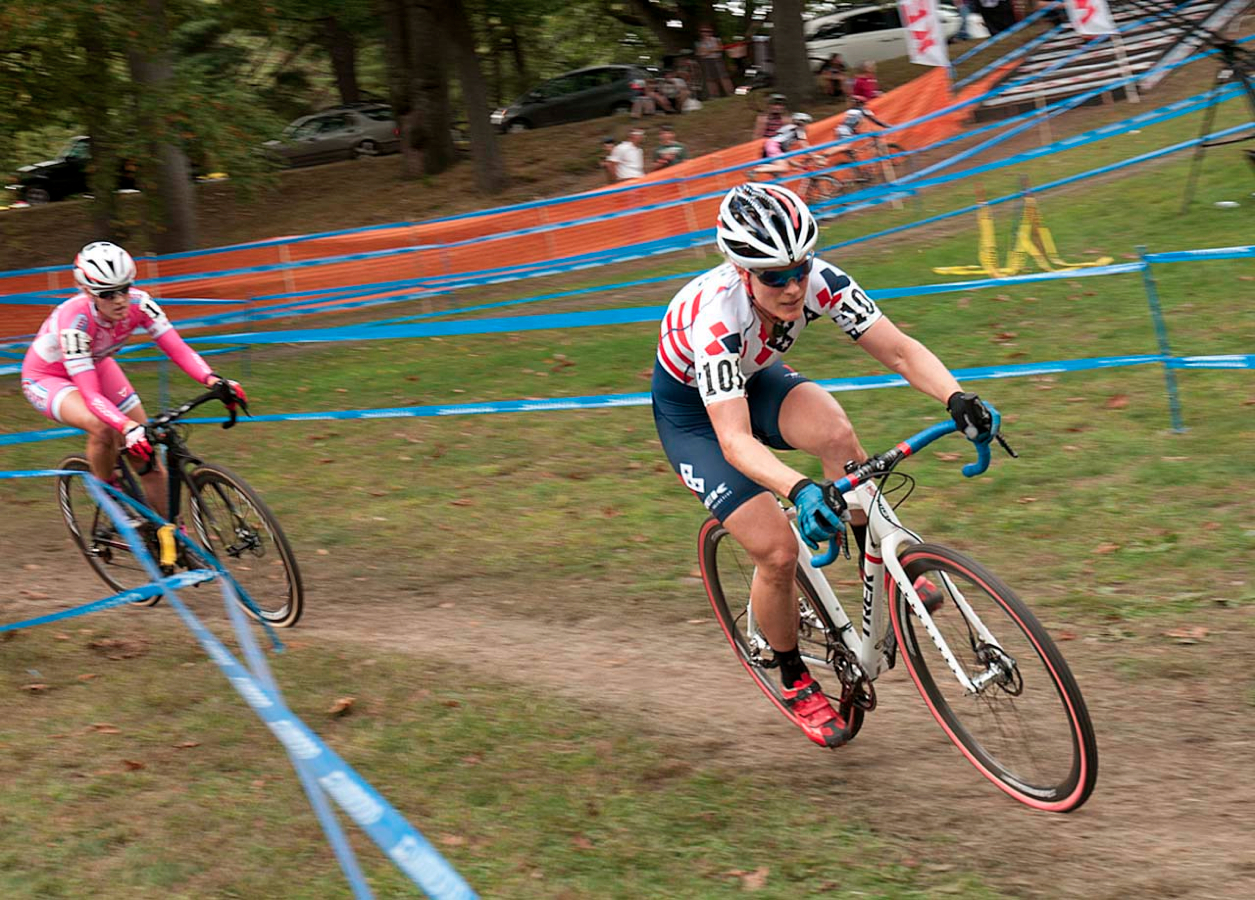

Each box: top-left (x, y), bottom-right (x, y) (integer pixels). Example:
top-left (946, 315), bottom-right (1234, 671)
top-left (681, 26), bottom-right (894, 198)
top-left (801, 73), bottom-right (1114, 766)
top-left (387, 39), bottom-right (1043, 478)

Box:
top-left (506, 21), bottom-right (527, 98)
top-left (321, 16), bottom-right (360, 105)
top-left (408, 0), bottom-right (456, 175)
top-left (442, 0), bottom-right (507, 193)
top-left (623, 0), bottom-right (689, 54)
top-left (377, 0), bottom-right (424, 177)
top-left (76, 19), bottom-right (123, 240)
top-left (771, 0), bottom-right (813, 105)
top-left (127, 0), bottom-right (197, 253)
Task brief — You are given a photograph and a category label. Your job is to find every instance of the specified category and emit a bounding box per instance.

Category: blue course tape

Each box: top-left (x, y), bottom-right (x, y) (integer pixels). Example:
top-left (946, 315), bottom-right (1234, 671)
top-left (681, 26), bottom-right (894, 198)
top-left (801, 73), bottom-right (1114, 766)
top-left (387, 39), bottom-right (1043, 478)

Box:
top-left (1145, 246), bottom-right (1255, 263)
top-left (0, 569), bottom-right (218, 633)
top-left (10, 352), bottom-right (1246, 447)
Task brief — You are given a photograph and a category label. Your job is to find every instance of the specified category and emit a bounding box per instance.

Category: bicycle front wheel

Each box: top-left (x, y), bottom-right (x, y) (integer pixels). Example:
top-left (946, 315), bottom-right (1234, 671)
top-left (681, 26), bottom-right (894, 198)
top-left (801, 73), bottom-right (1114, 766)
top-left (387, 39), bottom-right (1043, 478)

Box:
top-left (188, 463), bottom-right (304, 627)
top-left (806, 175), bottom-right (846, 204)
top-left (699, 517), bottom-right (863, 744)
top-left (56, 456), bottom-right (160, 603)
top-left (890, 543), bottom-right (1097, 812)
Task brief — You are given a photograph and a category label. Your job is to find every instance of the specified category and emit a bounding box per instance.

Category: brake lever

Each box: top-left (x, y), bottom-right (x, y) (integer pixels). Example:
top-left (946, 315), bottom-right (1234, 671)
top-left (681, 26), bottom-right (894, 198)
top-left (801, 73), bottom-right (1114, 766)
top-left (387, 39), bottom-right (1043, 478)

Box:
top-left (995, 433), bottom-right (1018, 458)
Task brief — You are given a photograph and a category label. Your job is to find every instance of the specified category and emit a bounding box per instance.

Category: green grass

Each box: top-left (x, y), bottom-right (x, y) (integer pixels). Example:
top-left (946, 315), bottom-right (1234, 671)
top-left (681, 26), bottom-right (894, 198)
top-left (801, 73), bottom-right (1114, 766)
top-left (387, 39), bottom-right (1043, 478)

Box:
top-left (0, 620), bottom-right (1002, 899)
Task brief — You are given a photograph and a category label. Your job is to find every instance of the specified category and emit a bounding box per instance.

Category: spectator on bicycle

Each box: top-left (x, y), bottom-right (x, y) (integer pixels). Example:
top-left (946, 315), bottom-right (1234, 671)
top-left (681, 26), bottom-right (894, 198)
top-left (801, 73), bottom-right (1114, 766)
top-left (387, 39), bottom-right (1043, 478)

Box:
top-left (653, 125), bottom-right (687, 170)
top-left (755, 113), bottom-right (812, 178)
top-left (753, 93), bottom-right (791, 153)
top-left (20, 241), bottom-right (246, 513)
top-left (651, 184), bottom-right (997, 748)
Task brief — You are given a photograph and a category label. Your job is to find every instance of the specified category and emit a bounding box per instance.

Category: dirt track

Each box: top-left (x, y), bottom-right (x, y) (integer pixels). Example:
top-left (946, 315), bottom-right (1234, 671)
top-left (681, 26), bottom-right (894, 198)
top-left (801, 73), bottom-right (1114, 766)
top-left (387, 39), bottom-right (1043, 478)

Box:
top-left (4, 512), bottom-right (1254, 900)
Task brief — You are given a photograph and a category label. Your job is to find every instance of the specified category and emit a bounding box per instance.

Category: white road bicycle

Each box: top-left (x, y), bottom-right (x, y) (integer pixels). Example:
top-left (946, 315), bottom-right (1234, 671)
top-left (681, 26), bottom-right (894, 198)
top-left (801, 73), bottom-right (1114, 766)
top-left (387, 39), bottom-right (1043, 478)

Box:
top-left (698, 421), bottom-right (1098, 813)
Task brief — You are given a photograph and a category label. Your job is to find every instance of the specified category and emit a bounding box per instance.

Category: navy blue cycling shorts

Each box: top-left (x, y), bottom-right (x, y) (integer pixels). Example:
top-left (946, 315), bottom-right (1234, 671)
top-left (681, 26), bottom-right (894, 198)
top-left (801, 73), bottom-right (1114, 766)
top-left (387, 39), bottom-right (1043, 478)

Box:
top-left (651, 360), bottom-right (811, 521)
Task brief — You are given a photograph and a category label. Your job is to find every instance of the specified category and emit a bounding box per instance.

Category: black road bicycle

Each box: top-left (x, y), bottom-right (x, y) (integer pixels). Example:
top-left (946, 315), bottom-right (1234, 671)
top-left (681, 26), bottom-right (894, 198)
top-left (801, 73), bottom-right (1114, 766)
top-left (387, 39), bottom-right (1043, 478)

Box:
top-left (56, 382), bottom-right (304, 627)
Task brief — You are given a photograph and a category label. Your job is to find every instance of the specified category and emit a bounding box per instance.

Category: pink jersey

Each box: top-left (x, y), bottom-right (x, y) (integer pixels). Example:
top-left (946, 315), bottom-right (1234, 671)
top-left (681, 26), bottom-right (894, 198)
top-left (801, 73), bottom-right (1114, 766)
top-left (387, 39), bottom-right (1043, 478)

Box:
top-left (22, 290), bottom-right (214, 433)
top-left (655, 259), bottom-right (882, 405)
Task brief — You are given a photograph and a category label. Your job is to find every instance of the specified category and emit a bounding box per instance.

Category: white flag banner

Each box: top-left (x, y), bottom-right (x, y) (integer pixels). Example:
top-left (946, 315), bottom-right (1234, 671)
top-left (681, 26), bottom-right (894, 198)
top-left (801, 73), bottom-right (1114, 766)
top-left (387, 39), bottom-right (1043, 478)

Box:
top-left (897, 0), bottom-right (950, 68)
top-left (1064, 0), bottom-right (1117, 35)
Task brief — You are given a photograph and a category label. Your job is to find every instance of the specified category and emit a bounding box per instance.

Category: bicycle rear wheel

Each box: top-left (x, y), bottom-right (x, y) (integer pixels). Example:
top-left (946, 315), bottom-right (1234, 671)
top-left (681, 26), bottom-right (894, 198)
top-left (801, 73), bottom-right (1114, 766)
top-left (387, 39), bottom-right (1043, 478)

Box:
top-left (889, 543), bottom-right (1097, 812)
top-left (806, 175), bottom-right (846, 204)
top-left (56, 456), bottom-right (161, 603)
top-left (699, 517), bottom-right (863, 745)
top-left (188, 463), bottom-right (304, 627)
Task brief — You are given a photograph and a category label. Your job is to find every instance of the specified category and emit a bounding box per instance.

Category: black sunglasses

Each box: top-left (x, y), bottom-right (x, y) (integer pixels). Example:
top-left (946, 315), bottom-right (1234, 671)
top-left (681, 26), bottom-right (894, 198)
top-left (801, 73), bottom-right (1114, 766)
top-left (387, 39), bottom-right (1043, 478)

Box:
top-left (753, 255), bottom-right (813, 288)
top-left (95, 286), bottom-right (132, 300)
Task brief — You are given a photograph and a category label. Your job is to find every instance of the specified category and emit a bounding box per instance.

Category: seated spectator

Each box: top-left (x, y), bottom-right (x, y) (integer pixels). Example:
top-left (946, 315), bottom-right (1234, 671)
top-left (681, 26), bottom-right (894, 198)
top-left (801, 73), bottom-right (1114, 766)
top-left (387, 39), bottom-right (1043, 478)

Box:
top-left (606, 128), bottom-right (645, 181)
top-left (652, 125), bottom-right (687, 170)
top-left (851, 61), bottom-right (882, 104)
top-left (753, 93), bottom-right (792, 152)
top-left (660, 70), bottom-right (692, 113)
top-left (818, 53), bottom-right (847, 98)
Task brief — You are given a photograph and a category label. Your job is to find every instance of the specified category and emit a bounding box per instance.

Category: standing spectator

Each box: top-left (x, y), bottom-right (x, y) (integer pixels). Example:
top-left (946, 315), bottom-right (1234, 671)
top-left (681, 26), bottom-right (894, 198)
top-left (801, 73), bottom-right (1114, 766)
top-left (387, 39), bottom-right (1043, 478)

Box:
top-left (696, 25), bottom-right (734, 99)
top-left (606, 128), bottom-right (646, 181)
top-left (600, 137), bottom-right (619, 184)
top-left (949, 0), bottom-right (972, 42)
top-left (753, 93), bottom-right (792, 153)
top-left (653, 125), bottom-right (688, 171)
top-left (818, 53), bottom-right (848, 98)
top-left (978, 0), bottom-right (1016, 35)
top-left (851, 62), bottom-right (882, 104)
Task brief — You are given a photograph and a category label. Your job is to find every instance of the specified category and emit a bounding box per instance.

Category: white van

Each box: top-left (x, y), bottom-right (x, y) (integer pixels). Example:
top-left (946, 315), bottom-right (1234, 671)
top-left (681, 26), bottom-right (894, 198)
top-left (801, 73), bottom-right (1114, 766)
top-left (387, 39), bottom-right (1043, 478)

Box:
top-left (805, 3), bottom-right (989, 70)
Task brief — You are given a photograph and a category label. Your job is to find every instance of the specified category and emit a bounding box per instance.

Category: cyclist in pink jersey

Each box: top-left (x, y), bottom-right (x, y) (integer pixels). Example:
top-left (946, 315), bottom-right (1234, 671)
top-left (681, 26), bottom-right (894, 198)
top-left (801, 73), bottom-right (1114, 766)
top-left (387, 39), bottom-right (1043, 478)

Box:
top-left (21, 241), bottom-right (246, 513)
top-left (652, 184), bottom-right (998, 748)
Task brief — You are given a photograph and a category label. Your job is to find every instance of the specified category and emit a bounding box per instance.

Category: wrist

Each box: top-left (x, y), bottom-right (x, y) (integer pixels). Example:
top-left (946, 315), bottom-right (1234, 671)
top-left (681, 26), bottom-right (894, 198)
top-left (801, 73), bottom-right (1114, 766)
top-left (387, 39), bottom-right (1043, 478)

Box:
top-left (787, 478), bottom-right (815, 504)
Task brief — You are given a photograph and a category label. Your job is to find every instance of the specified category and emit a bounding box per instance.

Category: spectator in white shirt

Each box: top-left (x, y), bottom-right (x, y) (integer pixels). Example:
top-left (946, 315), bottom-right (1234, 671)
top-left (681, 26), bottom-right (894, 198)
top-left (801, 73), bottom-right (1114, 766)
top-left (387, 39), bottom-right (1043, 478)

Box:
top-left (607, 128), bottom-right (646, 181)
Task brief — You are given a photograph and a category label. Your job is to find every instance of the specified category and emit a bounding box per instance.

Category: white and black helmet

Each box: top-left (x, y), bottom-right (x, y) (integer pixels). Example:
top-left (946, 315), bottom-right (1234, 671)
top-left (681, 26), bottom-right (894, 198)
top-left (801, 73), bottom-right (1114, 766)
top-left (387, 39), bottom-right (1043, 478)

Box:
top-left (716, 184), bottom-right (819, 269)
top-left (74, 241), bottom-right (137, 295)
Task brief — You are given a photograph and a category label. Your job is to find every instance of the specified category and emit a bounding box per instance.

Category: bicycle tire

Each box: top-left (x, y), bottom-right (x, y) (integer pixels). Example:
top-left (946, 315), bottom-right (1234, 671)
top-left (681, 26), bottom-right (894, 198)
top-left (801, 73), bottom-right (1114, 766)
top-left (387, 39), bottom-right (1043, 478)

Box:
top-left (55, 455), bottom-right (161, 603)
top-left (188, 462), bottom-right (304, 627)
top-left (889, 543), bottom-right (1098, 812)
top-left (699, 517), bottom-right (864, 745)
top-left (806, 175), bottom-right (846, 203)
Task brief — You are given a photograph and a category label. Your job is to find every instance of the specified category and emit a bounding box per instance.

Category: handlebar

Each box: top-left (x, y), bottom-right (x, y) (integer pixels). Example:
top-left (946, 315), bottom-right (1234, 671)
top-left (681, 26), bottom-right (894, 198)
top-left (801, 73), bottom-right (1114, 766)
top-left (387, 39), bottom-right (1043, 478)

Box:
top-left (808, 411), bottom-right (1015, 568)
top-left (145, 380), bottom-right (249, 437)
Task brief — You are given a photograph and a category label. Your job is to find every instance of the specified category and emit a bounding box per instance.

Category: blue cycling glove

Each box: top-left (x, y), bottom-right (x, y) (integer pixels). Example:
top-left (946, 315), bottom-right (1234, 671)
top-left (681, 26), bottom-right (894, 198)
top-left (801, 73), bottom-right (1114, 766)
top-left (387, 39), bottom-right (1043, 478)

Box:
top-left (788, 479), bottom-right (847, 550)
top-left (947, 391), bottom-right (999, 443)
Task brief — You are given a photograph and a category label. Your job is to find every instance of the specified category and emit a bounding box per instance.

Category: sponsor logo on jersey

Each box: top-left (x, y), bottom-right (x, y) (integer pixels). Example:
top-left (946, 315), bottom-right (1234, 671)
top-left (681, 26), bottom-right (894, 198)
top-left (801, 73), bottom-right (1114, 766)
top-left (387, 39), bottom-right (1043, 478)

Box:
top-left (702, 482), bottom-right (732, 511)
top-left (703, 321), bottom-right (742, 356)
top-left (71, 313), bottom-right (89, 332)
top-left (679, 462), bottom-right (705, 494)
top-left (815, 268), bottom-right (851, 310)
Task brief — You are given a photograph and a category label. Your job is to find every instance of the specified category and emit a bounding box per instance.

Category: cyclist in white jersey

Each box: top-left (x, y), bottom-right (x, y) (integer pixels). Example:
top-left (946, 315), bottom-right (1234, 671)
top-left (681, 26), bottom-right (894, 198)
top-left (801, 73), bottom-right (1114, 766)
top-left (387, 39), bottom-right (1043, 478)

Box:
top-left (830, 98), bottom-right (892, 172)
top-left (652, 184), bottom-right (997, 748)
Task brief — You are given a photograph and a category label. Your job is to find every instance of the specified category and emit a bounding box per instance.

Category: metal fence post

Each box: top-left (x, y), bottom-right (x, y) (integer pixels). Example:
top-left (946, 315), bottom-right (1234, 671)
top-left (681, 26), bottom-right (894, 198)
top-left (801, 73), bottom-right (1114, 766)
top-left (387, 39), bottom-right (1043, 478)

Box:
top-left (1136, 245), bottom-right (1185, 433)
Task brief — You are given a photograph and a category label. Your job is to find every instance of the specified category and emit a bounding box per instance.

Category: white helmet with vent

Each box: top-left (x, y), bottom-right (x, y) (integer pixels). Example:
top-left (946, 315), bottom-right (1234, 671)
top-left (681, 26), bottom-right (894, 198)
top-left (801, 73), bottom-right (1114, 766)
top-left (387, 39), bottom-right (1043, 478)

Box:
top-left (74, 241), bottom-right (137, 295)
top-left (716, 184), bottom-right (818, 269)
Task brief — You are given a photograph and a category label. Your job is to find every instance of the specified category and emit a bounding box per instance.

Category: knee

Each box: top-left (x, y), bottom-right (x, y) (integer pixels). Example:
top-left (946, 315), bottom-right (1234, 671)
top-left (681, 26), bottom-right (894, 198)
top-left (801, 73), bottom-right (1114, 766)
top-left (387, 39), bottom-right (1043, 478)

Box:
top-left (85, 422), bottom-right (118, 447)
top-left (754, 540), bottom-right (799, 580)
top-left (815, 413), bottom-right (860, 461)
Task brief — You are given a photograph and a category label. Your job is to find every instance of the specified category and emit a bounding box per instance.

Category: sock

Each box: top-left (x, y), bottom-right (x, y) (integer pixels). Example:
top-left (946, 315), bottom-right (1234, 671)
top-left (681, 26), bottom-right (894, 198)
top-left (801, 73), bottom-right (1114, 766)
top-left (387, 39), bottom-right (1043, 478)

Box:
top-left (774, 646), bottom-right (809, 689)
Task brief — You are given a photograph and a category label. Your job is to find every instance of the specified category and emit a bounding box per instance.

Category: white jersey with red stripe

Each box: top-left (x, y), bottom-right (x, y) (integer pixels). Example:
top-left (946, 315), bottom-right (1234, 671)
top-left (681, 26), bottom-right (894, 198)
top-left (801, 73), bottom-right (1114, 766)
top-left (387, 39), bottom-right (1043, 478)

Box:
top-left (655, 259), bottom-right (882, 405)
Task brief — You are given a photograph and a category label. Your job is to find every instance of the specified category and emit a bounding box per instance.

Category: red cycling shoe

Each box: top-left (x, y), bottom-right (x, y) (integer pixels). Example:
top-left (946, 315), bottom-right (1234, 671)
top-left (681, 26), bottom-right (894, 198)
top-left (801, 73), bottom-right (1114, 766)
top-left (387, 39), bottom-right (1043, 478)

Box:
top-left (782, 673), bottom-right (848, 749)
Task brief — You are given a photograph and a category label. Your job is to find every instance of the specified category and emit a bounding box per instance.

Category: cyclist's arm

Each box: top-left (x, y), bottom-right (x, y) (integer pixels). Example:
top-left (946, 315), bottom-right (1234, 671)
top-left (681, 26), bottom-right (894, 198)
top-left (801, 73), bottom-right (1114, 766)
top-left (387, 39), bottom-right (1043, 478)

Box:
top-left (856, 317), bottom-right (961, 404)
top-left (58, 330), bottom-right (137, 433)
top-left (707, 398), bottom-right (806, 497)
top-left (866, 111), bottom-right (891, 129)
top-left (136, 294), bottom-right (215, 384)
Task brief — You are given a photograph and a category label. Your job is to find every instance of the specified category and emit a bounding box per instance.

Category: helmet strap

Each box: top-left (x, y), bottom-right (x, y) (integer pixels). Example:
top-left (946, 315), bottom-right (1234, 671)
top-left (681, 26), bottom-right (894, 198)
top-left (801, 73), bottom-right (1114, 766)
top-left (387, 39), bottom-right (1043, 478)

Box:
top-left (744, 275), bottom-right (790, 340)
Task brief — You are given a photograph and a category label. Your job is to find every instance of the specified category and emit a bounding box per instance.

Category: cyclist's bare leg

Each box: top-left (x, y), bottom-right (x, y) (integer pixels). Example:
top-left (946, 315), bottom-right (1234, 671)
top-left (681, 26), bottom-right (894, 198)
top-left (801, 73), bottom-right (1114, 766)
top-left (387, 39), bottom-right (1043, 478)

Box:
top-left (778, 382), bottom-right (870, 526)
top-left (54, 390), bottom-right (123, 483)
top-left (719, 492), bottom-right (806, 653)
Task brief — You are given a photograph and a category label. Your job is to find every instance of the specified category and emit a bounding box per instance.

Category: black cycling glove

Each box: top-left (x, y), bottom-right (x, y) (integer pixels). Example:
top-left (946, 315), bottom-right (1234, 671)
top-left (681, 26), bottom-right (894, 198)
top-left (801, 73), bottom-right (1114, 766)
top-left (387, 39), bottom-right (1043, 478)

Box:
top-left (947, 391), bottom-right (996, 442)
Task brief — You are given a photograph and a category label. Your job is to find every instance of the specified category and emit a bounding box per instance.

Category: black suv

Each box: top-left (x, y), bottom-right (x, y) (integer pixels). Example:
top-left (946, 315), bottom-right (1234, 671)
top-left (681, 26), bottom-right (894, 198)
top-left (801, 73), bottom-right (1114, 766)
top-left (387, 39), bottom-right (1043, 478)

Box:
top-left (490, 65), bottom-right (650, 132)
top-left (7, 136), bottom-right (138, 205)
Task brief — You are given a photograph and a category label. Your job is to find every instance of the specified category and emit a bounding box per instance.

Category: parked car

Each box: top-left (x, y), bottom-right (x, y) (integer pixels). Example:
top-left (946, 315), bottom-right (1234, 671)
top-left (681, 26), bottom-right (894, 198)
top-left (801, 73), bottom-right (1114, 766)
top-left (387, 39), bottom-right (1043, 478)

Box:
top-left (6, 136), bottom-right (138, 205)
top-left (263, 103), bottom-right (400, 167)
top-left (804, 3), bottom-right (986, 71)
top-left (490, 65), bottom-right (650, 133)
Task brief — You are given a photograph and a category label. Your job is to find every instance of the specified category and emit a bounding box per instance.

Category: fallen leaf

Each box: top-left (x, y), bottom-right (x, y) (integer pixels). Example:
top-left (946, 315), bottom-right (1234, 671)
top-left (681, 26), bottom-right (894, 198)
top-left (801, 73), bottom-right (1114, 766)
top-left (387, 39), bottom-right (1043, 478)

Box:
top-left (21, 683), bottom-right (49, 692)
top-left (571, 835), bottom-right (595, 850)
top-left (173, 741), bottom-right (200, 750)
top-left (122, 759), bottom-right (146, 771)
top-left (1016, 496), bottom-right (1038, 504)
top-left (686, 618), bottom-right (707, 625)
top-left (450, 498), bottom-right (473, 506)
top-left (1164, 626), bottom-right (1209, 643)
top-left (741, 866), bottom-right (770, 891)
top-left (461, 754), bottom-right (483, 765)
top-left (1063, 445), bottom-right (1082, 452)
top-left (328, 696), bottom-right (356, 717)
top-left (76, 673), bottom-right (99, 682)
top-left (439, 834), bottom-right (467, 847)
top-left (88, 723), bottom-right (122, 734)
top-left (1092, 543), bottom-right (1120, 554)
top-left (1057, 630), bottom-right (1079, 641)
top-left (316, 549), bottom-right (330, 556)
top-left (1105, 394), bottom-right (1129, 409)
top-left (438, 601), bottom-right (456, 609)
top-left (20, 590), bottom-right (50, 600)
top-left (440, 699), bottom-right (462, 708)
top-left (933, 451), bottom-right (962, 461)
top-left (334, 387), bottom-right (348, 393)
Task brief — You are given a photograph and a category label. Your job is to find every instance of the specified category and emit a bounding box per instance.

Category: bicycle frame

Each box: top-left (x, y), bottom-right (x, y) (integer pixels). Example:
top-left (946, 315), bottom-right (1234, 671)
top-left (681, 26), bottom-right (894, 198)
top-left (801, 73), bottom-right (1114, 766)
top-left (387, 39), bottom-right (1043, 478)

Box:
top-left (762, 422), bottom-right (1009, 696)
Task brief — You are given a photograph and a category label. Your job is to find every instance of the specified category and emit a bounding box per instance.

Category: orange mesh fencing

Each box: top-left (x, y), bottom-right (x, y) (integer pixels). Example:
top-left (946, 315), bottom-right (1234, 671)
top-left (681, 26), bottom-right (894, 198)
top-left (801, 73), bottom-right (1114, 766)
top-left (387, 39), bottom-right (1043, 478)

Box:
top-left (1, 66), bottom-right (1008, 340)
